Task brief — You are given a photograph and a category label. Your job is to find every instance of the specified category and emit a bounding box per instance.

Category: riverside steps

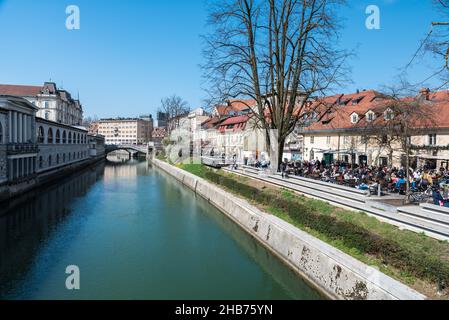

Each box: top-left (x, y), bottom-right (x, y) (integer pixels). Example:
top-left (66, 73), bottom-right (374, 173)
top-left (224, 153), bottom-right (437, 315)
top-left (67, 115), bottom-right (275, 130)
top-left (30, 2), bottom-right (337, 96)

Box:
top-left (154, 159), bottom-right (426, 300)
top-left (224, 166), bottom-right (449, 241)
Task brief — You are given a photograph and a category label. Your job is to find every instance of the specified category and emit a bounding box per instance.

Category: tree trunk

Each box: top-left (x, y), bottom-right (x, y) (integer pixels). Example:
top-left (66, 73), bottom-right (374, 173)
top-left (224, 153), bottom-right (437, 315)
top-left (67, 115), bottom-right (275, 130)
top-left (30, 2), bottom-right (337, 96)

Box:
top-left (388, 147), bottom-right (393, 167)
top-left (268, 129), bottom-right (282, 173)
top-left (277, 138), bottom-right (286, 172)
top-left (406, 148), bottom-right (411, 195)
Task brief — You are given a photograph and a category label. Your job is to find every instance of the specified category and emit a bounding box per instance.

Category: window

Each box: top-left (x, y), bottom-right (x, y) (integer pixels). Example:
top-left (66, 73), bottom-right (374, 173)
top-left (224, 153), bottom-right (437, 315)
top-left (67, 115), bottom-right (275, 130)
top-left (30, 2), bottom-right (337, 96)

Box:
top-left (56, 154), bottom-right (60, 165)
top-left (0, 121), bottom-right (3, 143)
top-left (48, 128), bottom-right (53, 143)
top-left (366, 111), bottom-right (375, 122)
top-left (326, 136), bottom-right (331, 145)
top-left (68, 132), bottom-right (72, 144)
top-left (384, 109), bottom-right (394, 120)
top-left (56, 130), bottom-right (61, 144)
top-left (37, 126), bottom-right (44, 143)
top-left (62, 131), bottom-right (67, 144)
top-left (39, 156), bottom-right (43, 169)
top-left (429, 134), bottom-right (437, 146)
top-left (351, 114), bottom-right (358, 124)
top-left (310, 136), bottom-right (315, 144)
top-left (44, 101), bottom-right (49, 109)
top-left (45, 112), bottom-right (49, 120)
top-left (48, 155), bottom-right (52, 166)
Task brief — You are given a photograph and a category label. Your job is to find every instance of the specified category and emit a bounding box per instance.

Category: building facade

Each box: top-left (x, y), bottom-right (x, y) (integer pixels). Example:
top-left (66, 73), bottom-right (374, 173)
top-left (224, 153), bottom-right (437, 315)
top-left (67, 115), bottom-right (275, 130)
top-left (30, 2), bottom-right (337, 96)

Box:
top-left (96, 116), bottom-right (153, 145)
top-left (88, 134), bottom-right (106, 157)
top-left (0, 95), bottom-right (104, 201)
top-left (35, 118), bottom-right (91, 173)
top-left (300, 89), bottom-right (449, 169)
top-left (0, 95), bottom-right (39, 184)
top-left (0, 82), bottom-right (83, 126)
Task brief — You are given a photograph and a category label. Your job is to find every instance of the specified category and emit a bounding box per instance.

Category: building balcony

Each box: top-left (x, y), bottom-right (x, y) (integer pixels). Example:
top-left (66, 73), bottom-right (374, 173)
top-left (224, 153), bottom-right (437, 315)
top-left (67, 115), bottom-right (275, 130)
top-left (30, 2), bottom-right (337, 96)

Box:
top-left (6, 143), bottom-right (39, 155)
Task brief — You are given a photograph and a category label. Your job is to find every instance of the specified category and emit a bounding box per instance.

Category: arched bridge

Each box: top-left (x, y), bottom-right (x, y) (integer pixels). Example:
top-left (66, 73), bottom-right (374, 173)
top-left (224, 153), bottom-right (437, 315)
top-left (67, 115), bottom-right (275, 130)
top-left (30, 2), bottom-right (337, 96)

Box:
top-left (105, 144), bottom-right (150, 156)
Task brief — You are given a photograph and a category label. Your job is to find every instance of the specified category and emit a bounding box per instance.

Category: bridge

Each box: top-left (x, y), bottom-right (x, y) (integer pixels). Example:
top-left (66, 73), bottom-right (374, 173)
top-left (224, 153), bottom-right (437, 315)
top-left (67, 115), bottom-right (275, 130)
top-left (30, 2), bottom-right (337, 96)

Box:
top-left (105, 144), bottom-right (150, 156)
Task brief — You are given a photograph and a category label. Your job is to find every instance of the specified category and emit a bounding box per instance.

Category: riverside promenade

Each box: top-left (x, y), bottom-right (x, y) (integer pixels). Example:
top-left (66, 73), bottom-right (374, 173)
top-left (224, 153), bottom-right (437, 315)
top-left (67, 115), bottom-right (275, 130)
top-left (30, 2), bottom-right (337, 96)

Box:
top-left (224, 166), bottom-right (449, 241)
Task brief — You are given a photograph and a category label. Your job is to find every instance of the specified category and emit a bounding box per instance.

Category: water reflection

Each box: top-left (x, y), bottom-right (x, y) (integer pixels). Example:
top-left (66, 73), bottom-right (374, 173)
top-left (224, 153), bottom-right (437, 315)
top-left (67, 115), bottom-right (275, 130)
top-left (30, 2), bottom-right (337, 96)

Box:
top-left (0, 162), bottom-right (105, 298)
top-left (155, 169), bottom-right (323, 300)
top-left (0, 158), bottom-right (321, 300)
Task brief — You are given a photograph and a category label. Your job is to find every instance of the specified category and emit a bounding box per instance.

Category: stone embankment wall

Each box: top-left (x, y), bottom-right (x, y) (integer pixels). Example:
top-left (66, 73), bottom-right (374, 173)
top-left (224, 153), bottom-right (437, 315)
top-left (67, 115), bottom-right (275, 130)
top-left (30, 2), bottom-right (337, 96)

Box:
top-left (154, 159), bottom-right (426, 300)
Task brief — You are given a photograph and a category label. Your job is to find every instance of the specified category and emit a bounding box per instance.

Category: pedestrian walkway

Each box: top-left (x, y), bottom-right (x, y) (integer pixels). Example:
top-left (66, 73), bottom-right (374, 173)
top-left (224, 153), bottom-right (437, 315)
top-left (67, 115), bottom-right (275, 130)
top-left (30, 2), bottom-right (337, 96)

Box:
top-left (224, 166), bottom-right (449, 241)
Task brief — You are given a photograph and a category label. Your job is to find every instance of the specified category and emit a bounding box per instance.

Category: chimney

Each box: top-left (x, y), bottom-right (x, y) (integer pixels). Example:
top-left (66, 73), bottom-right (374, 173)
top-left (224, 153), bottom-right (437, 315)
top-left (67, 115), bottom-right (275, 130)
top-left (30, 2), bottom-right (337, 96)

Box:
top-left (356, 89), bottom-right (360, 94)
top-left (420, 88), bottom-right (431, 101)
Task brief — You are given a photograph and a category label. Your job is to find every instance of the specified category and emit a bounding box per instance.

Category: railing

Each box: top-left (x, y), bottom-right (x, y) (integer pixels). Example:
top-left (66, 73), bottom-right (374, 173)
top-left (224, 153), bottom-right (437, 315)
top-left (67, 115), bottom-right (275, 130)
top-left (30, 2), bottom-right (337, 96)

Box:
top-left (106, 144), bottom-right (148, 154)
top-left (6, 143), bottom-right (39, 155)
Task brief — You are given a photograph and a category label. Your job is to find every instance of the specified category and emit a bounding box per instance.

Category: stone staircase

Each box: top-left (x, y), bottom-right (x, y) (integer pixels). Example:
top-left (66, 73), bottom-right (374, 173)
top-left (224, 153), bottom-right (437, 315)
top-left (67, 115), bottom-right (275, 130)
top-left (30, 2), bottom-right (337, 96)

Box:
top-left (224, 166), bottom-right (449, 241)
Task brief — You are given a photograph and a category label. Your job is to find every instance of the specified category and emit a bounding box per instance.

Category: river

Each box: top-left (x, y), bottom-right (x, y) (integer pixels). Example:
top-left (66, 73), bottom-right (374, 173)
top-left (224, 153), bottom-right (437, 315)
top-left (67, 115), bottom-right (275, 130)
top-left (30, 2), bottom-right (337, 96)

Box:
top-left (0, 158), bottom-right (322, 300)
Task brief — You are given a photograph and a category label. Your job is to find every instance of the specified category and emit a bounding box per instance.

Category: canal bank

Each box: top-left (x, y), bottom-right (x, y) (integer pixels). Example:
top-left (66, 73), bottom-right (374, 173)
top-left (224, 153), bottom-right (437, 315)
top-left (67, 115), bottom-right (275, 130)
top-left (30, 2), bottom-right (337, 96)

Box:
top-left (153, 159), bottom-right (426, 300)
top-left (0, 158), bottom-right (322, 299)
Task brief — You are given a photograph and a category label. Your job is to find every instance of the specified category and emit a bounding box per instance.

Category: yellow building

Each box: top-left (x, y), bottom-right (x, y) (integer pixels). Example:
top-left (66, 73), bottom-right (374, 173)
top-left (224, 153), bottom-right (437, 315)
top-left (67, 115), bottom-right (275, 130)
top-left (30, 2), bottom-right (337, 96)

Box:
top-left (97, 117), bottom-right (153, 145)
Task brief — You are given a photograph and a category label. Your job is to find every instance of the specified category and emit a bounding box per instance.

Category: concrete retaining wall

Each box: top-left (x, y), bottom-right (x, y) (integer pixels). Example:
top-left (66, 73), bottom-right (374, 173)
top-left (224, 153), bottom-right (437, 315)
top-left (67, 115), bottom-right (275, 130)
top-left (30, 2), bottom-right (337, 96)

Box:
top-left (154, 160), bottom-right (426, 300)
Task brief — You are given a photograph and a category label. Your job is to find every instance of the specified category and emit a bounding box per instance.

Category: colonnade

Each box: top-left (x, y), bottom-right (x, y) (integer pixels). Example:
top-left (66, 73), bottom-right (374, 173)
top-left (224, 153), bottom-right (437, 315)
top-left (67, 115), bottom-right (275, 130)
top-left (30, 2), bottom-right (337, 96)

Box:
top-left (8, 111), bottom-right (33, 144)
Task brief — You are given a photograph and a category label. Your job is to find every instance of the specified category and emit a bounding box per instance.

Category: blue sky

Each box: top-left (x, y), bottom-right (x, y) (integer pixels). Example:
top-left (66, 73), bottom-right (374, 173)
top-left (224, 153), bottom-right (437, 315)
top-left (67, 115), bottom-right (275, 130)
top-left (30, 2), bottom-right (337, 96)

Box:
top-left (0, 0), bottom-right (446, 118)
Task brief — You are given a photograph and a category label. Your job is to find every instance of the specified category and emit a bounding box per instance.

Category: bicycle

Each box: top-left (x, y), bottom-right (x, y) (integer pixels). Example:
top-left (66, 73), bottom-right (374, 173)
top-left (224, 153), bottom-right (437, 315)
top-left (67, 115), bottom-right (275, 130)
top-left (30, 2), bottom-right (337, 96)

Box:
top-left (405, 186), bottom-right (434, 205)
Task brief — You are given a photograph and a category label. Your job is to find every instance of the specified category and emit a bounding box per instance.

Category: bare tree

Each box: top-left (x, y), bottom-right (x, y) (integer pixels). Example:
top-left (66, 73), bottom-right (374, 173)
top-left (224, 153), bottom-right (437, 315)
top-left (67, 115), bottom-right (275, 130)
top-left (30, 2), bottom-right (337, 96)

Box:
top-left (405, 1), bottom-right (449, 87)
top-left (367, 82), bottom-right (437, 196)
top-left (159, 95), bottom-right (190, 133)
top-left (82, 115), bottom-right (99, 128)
top-left (202, 0), bottom-right (350, 170)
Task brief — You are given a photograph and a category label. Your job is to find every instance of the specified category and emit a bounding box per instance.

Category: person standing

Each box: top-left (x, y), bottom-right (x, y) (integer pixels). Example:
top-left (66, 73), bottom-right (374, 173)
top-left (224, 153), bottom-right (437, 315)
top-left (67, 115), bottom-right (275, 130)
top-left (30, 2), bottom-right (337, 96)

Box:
top-left (281, 158), bottom-right (289, 179)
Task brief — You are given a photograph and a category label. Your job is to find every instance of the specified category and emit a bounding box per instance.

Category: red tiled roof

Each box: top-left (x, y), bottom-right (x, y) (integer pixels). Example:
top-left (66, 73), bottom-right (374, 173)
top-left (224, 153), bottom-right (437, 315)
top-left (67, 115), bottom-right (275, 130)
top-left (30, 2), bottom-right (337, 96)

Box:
top-left (228, 99), bottom-right (257, 109)
top-left (0, 84), bottom-right (42, 96)
top-left (214, 99), bottom-right (256, 117)
top-left (202, 116), bottom-right (222, 129)
top-left (303, 89), bottom-right (449, 132)
top-left (304, 90), bottom-right (392, 131)
top-left (219, 115), bottom-right (250, 126)
top-left (218, 115), bottom-right (251, 133)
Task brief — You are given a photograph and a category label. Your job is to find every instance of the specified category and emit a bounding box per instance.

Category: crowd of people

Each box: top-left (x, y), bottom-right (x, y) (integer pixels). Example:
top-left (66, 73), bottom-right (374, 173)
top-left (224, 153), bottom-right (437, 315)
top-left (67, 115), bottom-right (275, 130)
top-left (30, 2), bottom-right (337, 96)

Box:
top-left (275, 158), bottom-right (449, 206)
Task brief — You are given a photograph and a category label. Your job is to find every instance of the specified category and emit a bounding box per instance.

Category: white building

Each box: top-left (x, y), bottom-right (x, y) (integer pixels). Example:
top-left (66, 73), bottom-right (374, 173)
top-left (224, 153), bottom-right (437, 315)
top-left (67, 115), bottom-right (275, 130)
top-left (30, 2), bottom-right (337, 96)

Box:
top-left (0, 82), bottom-right (83, 126)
